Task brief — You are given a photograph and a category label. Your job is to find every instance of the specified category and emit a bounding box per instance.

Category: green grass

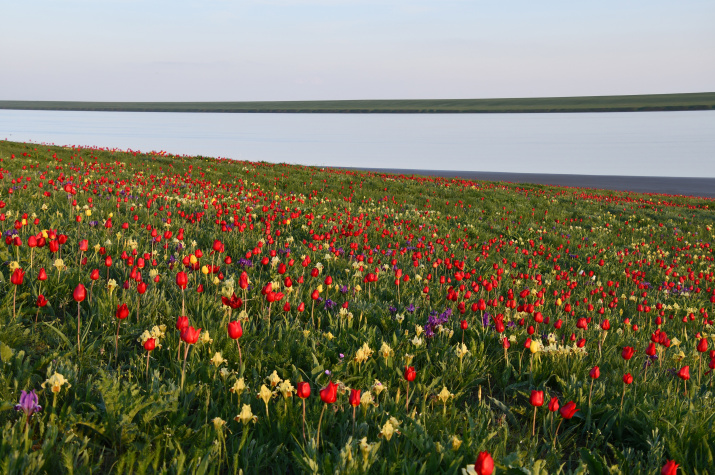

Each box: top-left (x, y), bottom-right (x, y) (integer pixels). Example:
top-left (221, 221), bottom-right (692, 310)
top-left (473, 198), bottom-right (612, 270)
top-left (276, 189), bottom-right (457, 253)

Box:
top-left (1, 92), bottom-right (714, 113)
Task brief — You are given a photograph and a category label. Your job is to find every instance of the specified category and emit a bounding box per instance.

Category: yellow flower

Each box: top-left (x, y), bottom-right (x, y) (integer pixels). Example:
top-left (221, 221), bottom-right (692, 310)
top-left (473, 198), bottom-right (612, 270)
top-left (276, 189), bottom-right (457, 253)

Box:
top-left (455, 343), bottom-right (470, 359)
top-left (354, 343), bottom-right (374, 364)
top-left (415, 325), bottom-right (424, 337)
top-left (451, 435), bottom-right (462, 451)
top-left (257, 384), bottom-right (273, 405)
top-left (267, 370), bottom-right (282, 387)
top-left (234, 404), bottom-right (257, 425)
top-left (437, 386), bottom-right (454, 404)
top-left (530, 340), bottom-right (541, 354)
top-left (379, 341), bottom-right (394, 359)
top-left (277, 380), bottom-right (295, 399)
top-left (107, 279), bottom-right (118, 293)
top-left (360, 391), bottom-right (376, 408)
top-left (372, 380), bottom-right (385, 396)
top-left (212, 417), bottom-right (226, 430)
top-left (201, 265), bottom-right (209, 275)
top-left (379, 421), bottom-right (397, 441)
top-left (42, 372), bottom-right (71, 393)
top-left (200, 331), bottom-right (213, 345)
top-left (210, 352), bottom-right (226, 367)
top-left (230, 378), bottom-right (247, 396)
top-left (8, 261), bottom-right (20, 271)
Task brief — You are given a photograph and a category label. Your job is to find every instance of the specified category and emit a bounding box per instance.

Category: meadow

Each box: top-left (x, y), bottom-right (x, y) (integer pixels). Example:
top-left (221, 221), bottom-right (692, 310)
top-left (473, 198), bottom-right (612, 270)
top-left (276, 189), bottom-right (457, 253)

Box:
top-left (0, 139), bottom-right (713, 474)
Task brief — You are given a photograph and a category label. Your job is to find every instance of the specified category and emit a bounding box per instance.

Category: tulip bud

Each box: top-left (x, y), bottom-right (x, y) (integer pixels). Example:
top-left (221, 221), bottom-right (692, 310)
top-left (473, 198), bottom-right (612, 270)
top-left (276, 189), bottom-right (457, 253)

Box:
top-left (297, 382), bottom-right (311, 399)
top-left (530, 390), bottom-right (544, 407)
top-left (228, 320), bottom-right (243, 340)
top-left (144, 338), bottom-right (156, 352)
top-left (73, 284), bottom-right (87, 302)
top-left (474, 451), bottom-right (494, 475)
top-left (349, 389), bottom-right (361, 407)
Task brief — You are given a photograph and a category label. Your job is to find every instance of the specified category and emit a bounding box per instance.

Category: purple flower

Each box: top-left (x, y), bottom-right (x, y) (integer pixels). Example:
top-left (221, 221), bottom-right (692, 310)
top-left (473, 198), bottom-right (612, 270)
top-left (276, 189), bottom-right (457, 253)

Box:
top-left (15, 390), bottom-right (42, 419)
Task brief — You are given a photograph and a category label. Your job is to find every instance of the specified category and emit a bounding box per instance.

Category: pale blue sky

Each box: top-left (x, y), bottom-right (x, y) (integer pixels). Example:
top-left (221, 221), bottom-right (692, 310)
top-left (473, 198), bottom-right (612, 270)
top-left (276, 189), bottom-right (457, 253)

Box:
top-left (1, 0), bottom-right (713, 101)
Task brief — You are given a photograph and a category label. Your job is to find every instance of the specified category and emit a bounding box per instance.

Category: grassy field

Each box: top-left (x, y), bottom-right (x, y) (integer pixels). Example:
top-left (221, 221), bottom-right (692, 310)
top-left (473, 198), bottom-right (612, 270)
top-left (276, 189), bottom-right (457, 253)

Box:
top-left (0, 139), bottom-right (713, 473)
top-left (1, 92), bottom-right (714, 114)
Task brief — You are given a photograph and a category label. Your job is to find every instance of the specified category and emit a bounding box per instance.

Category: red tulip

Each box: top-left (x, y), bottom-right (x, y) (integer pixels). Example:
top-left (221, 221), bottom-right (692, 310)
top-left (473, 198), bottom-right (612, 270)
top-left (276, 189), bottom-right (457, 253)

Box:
top-left (474, 451), bottom-right (494, 475)
top-left (180, 326), bottom-right (201, 345)
top-left (460, 320), bottom-right (468, 330)
top-left (143, 338), bottom-right (156, 351)
top-left (227, 320), bottom-right (243, 339)
top-left (600, 319), bottom-right (610, 331)
top-left (73, 284), bottom-right (87, 302)
top-left (589, 366), bottom-right (600, 379)
top-left (116, 303), bottom-right (129, 320)
top-left (559, 401), bottom-right (579, 419)
top-left (661, 460), bottom-right (679, 475)
top-left (36, 294), bottom-right (48, 307)
top-left (176, 315), bottom-right (189, 332)
top-left (548, 396), bottom-right (560, 412)
top-left (623, 373), bottom-right (633, 384)
top-left (38, 268), bottom-right (48, 281)
top-left (176, 271), bottom-right (188, 290)
top-left (349, 389), bottom-right (361, 407)
top-left (404, 366), bottom-right (416, 382)
top-left (297, 382), bottom-right (311, 399)
top-left (697, 338), bottom-right (708, 353)
top-left (10, 268), bottom-right (24, 285)
top-left (90, 269), bottom-right (99, 280)
top-left (677, 366), bottom-right (690, 381)
top-left (621, 346), bottom-right (635, 360)
top-left (530, 390), bottom-right (544, 407)
top-left (319, 381), bottom-right (338, 404)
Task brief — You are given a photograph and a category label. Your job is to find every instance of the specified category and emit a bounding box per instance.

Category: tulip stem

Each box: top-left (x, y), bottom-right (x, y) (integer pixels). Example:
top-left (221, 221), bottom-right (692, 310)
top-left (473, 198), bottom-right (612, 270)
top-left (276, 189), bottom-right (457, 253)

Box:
top-left (236, 339), bottom-right (243, 371)
top-left (620, 384), bottom-right (626, 413)
top-left (553, 418), bottom-right (563, 445)
top-left (181, 343), bottom-right (190, 391)
top-left (146, 351), bottom-right (150, 379)
top-left (302, 399), bottom-right (307, 442)
top-left (12, 286), bottom-right (17, 321)
top-left (115, 319), bottom-right (120, 362)
top-left (77, 301), bottom-right (81, 354)
top-left (588, 379), bottom-right (594, 407)
top-left (405, 382), bottom-right (410, 412)
top-left (316, 404), bottom-right (326, 448)
top-left (532, 406), bottom-right (537, 437)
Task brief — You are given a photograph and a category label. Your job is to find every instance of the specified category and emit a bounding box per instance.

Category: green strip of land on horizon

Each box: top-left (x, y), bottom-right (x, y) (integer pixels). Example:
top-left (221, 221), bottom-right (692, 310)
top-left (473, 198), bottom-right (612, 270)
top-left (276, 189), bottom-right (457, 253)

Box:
top-left (1, 92), bottom-right (713, 113)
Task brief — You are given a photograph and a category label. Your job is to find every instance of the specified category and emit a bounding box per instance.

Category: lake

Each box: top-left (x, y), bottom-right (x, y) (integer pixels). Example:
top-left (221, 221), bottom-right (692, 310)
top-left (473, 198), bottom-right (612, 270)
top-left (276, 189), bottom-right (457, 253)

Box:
top-left (1, 109), bottom-right (713, 178)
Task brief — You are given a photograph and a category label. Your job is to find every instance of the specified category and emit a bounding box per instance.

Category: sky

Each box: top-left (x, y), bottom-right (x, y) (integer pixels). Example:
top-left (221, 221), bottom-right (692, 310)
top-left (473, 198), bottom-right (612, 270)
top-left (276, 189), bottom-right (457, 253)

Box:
top-left (1, 0), bottom-right (714, 102)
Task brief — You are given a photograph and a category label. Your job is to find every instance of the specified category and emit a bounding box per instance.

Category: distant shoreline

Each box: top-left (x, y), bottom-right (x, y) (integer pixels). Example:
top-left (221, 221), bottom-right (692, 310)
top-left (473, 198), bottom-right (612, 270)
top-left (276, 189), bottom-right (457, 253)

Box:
top-left (1, 92), bottom-right (714, 114)
top-left (333, 167), bottom-right (715, 198)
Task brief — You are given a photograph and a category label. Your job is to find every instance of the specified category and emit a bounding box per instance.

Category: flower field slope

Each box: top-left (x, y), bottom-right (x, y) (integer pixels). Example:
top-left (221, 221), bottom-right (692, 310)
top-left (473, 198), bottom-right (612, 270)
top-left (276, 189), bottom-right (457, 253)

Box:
top-left (0, 139), bottom-right (713, 474)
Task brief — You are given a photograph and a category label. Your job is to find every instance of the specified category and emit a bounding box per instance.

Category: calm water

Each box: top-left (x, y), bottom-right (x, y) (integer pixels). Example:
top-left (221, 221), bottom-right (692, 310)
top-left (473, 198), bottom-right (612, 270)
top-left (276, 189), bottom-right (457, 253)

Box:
top-left (1, 110), bottom-right (713, 177)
